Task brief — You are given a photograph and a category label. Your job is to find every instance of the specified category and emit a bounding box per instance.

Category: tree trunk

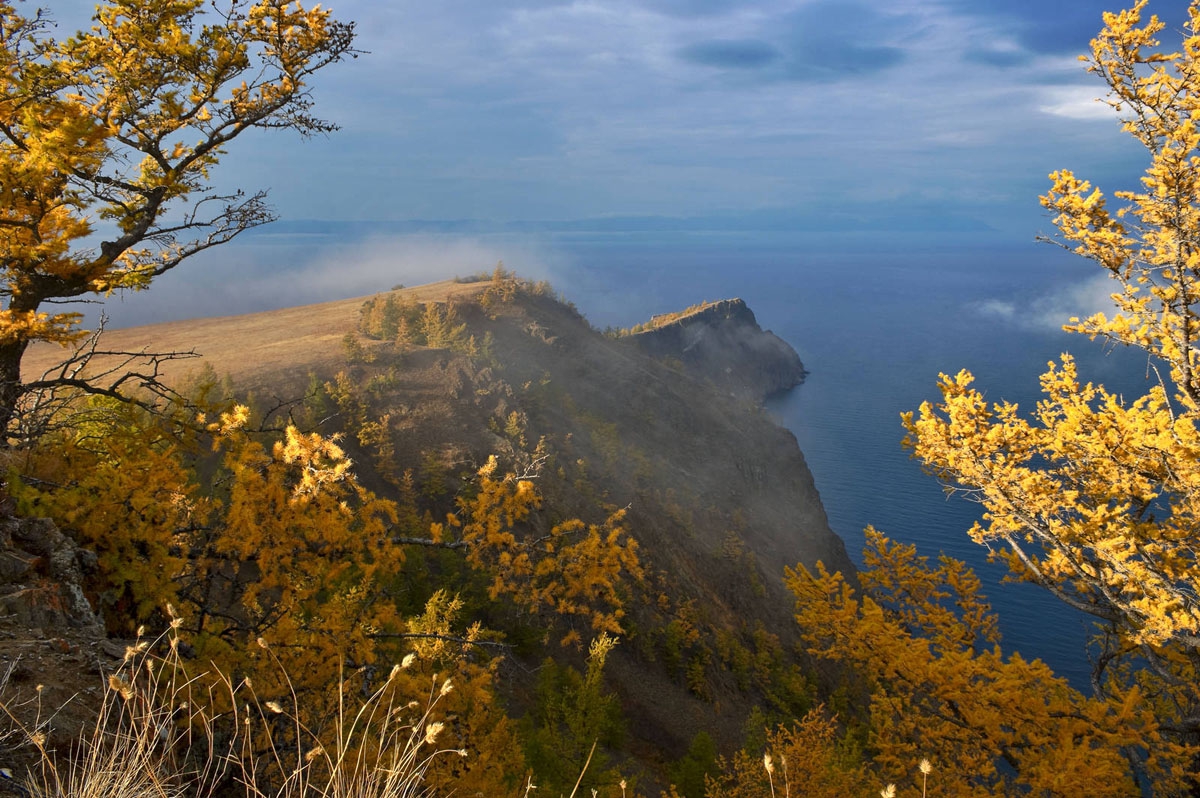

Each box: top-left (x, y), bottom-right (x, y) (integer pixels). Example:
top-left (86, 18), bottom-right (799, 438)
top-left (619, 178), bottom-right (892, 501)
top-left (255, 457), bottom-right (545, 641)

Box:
top-left (0, 288), bottom-right (41, 444)
top-left (0, 336), bottom-right (29, 443)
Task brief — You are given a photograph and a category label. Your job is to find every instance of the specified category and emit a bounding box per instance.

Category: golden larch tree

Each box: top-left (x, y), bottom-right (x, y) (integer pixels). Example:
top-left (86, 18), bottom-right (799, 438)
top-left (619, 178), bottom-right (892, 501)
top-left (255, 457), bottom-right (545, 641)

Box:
top-left (0, 0), bottom-right (356, 440)
top-left (904, 0), bottom-right (1200, 780)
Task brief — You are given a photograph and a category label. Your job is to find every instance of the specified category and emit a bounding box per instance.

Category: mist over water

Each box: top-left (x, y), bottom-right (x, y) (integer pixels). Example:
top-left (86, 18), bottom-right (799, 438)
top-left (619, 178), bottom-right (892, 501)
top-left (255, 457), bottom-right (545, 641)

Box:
top-left (99, 226), bottom-right (1145, 688)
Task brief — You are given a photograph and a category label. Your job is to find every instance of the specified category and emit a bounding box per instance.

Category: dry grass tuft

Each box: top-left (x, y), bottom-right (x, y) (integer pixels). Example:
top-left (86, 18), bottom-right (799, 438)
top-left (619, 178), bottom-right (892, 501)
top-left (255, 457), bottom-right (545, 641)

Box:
top-left (1, 615), bottom-right (464, 798)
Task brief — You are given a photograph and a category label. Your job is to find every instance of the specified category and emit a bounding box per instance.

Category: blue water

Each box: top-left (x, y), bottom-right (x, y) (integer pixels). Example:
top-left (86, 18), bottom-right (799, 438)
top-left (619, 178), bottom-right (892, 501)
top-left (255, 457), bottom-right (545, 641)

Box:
top-left (104, 227), bottom-right (1147, 687)
top-left (550, 230), bottom-right (1143, 688)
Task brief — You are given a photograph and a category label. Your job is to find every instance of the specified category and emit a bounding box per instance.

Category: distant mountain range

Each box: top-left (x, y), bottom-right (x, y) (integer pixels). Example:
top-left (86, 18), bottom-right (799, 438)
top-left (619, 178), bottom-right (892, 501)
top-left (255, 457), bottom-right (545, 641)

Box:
top-left (250, 208), bottom-right (995, 237)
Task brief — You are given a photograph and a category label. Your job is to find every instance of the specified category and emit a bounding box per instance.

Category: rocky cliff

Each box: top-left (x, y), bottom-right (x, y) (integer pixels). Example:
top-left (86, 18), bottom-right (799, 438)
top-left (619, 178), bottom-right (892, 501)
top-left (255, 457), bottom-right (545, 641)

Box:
top-left (0, 515), bottom-right (102, 634)
top-left (628, 299), bottom-right (806, 400)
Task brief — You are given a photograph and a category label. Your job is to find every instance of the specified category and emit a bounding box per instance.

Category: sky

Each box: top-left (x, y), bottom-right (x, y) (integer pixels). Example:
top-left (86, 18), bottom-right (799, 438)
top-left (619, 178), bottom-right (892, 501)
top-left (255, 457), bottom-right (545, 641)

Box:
top-left (35, 0), bottom-right (1190, 327)
top-left (226, 0), bottom-right (1175, 236)
top-left (43, 0), bottom-right (1179, 239)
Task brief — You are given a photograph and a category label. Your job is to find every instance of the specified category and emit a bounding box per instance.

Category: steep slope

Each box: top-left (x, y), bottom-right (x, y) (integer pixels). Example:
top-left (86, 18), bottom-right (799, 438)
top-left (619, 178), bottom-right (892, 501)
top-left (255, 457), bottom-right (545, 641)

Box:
top-left (21, 275), bottom-right (852, 772)
top-left (628, 298), bottom-right (805, 399)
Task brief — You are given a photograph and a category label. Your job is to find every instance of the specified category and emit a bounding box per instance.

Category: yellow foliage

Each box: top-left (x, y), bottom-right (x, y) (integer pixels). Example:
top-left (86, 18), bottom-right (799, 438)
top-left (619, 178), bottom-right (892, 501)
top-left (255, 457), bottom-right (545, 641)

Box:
top-left (8, 400), bottom-right (198, 623)
top-left (902, 1), bottom-right (1200, 782)
top-left (455, 458), bottom-right (644, 645)
top-left (0, 0), bottom-right (356, 437)
top-left (905, 360), bottom-right (1200, 646)
top-left (702, 708), bottom-right (873, 798)
top-left (12, 400), bottom-right (404, 697)
top-left (788, 530), bottom-right (1191, 796)
top-left (10, 392), bottom-right (641, 797)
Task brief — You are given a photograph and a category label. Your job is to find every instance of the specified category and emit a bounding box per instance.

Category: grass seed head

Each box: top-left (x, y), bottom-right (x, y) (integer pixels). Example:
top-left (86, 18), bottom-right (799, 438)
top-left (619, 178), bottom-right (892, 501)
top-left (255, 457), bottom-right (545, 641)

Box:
top-left (108, 674), bottom-right (134, 700)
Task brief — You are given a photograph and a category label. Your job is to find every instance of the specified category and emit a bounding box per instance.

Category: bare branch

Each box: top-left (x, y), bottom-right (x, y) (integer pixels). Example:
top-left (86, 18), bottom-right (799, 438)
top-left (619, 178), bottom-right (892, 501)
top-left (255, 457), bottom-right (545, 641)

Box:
top-left (9, 316), bottom-right (201, 444)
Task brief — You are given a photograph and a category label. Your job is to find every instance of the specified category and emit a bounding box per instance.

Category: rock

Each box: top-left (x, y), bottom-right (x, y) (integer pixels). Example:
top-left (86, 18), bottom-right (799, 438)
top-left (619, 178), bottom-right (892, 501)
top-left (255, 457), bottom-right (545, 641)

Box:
top-left (7, 517), bottom-right (63, 557)
top-left (0, 514), bottom-right (103, 634)
top-left (628, 299), bottom-right (806, 400)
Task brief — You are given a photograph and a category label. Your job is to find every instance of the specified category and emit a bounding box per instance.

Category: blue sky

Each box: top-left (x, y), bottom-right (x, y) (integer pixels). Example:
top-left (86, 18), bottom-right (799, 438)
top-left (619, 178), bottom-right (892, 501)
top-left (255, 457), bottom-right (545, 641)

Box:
top-left (42, 0), bottom-right (1186, 323)
top-left (210, 0), bottom-right (1172, 236)
top-left (52, 0), bottom-right (1175, 234)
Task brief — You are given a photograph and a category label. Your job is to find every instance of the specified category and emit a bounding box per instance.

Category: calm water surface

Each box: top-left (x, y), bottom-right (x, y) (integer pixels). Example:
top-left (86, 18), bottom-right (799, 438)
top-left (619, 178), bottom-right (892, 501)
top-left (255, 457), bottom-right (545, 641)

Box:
top-left (549, 230), bottom-right (1143, 688)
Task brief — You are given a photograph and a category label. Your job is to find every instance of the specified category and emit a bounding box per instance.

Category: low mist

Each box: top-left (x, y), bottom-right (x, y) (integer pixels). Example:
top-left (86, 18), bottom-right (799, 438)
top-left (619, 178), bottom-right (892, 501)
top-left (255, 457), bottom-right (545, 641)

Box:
top-left (973, 273), bottom-right (1117, 332)
top-left (86, 232), bottom-right (570, 330)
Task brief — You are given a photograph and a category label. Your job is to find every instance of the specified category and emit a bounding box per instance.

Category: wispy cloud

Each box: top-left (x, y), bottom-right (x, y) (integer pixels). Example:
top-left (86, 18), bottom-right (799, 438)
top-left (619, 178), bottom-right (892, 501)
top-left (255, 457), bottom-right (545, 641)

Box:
top-left (1037, 85), bottom-right (1121, 120)
top-left (963, 37), bottom-right (1030, 68)
top-left (975, 299), bottom-right (1018, 321)
top-left (973, 274), bottom-right (1117, 332)
top-left (1029, 274), bottom-right (1119, 330)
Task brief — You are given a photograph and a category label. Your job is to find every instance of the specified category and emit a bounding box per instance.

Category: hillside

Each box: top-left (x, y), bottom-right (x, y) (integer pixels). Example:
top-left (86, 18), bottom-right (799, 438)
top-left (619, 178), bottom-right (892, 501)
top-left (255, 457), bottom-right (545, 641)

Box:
top-left (17, 273), bottom-right (850, 785)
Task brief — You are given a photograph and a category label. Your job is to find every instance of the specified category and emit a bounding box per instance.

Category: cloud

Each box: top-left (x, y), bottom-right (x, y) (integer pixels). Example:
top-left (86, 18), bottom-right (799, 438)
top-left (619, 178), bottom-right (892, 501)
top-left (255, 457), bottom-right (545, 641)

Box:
top-left (1028, 274), bottom-right (1118, 330)
top-left (776, 1), bottom-right (908, 81)
top-left (964, 40), bottom-right (1030, 69)
top-left (1037, 85), bottom-right (1121, 120)
top-left (781, 42), bottom-right (904, 81)
top-left (975, 299), bottom-right (1017, 320)
top-left (671, 2), bottom-right (907, 84)
top-left (938, 0), bottom-right (1138, 57)
top-left (973, 274), bottom-right (1117, 333)
top-left (678, 39), bottom-right (781, 70)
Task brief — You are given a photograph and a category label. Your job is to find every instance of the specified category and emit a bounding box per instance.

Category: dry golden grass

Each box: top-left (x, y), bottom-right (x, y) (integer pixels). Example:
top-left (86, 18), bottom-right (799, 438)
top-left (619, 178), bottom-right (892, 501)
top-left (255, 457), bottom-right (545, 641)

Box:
top-left (1, 618), bottom-right (467, 798)
top-left (21, 280), bottom-right (489, 397)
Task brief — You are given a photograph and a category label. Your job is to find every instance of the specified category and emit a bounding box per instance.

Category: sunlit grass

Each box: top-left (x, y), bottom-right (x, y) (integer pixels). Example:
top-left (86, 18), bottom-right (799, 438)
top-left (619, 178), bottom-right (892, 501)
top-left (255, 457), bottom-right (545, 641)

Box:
top-left (0, 614), bottom-right (465, 798)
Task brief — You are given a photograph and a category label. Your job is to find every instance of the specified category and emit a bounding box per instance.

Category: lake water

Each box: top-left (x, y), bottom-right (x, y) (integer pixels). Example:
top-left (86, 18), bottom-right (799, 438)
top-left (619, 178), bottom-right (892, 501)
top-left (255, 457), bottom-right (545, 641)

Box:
top-left (102, 226), bottom-right (1147, 687)
top-left (539, 229), bottom-right (1148, 688)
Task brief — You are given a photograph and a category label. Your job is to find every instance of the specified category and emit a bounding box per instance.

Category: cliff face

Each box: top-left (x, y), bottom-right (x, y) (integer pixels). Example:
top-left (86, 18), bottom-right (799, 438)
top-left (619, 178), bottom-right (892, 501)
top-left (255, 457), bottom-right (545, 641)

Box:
top-left (447, 290), bottom-right (851, 585)
top-left (471, 289), bottom-right (850, 755)
top-left (628, 299), bottom-right (806, 400)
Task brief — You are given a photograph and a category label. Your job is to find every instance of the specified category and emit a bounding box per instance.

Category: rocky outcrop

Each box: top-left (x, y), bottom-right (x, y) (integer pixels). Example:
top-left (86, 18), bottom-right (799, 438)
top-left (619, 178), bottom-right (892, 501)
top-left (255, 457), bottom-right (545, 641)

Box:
top-left (628, 299), bottom-right (806, 400)
top-left (0, 514), bottom-right (102, 633)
